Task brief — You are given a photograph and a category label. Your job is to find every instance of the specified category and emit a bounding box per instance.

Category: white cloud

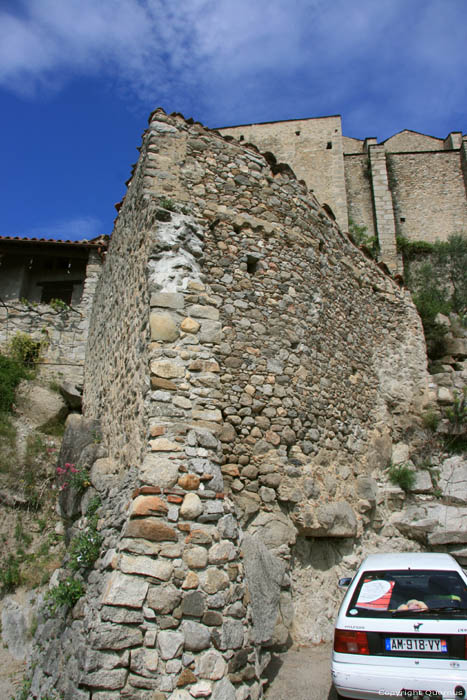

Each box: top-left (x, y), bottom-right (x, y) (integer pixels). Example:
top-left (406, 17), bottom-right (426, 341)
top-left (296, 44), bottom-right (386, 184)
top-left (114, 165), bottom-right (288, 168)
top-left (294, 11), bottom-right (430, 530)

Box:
top-left (0, 0), bottom-right (465, 133)
top-left (23, 216), bottom-right (103, 242)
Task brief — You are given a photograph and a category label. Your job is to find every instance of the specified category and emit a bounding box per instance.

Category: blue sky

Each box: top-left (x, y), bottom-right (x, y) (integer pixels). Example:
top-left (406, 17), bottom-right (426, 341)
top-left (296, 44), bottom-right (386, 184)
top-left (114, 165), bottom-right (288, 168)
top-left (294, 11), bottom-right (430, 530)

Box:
top-left (0, 0), bottom-right (466, 241)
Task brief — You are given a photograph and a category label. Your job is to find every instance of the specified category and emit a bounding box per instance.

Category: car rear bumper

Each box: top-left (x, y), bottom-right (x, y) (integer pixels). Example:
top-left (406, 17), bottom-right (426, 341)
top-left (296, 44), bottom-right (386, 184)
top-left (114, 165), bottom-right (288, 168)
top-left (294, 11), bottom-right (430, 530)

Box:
top-left (332, 658), bottom-right (467, 699)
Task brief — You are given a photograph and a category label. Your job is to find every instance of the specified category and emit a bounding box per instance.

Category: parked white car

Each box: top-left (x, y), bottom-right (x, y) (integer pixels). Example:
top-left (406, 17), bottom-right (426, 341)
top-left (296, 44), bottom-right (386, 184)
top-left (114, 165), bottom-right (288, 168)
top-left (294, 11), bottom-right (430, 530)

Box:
top-left (332, 552), bottom-right (467, 699)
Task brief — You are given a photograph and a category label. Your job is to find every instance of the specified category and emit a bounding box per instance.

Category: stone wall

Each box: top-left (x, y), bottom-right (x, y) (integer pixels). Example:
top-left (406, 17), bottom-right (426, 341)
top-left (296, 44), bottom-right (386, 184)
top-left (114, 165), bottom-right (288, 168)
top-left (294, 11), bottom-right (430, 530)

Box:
top-left (344, 154), bottom-right (376, 237)
top-left (219, 118), bottom-right (466, 271)
top-left (27, 109), bottom-right (434, 699)
top-left (382, 130), bottom-right (444, 152)
top-left (387, 151), bottom-right (467, 244)
top-left (0, 249), bottom-right (102, 385)
top-left (219, 116), bottom-right (348, 230)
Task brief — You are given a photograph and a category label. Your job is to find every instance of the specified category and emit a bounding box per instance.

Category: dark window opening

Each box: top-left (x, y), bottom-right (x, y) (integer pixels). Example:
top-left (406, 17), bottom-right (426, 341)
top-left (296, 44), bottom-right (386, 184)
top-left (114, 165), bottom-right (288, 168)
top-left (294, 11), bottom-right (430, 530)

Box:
top-left (39, 281), bottom-right (74, 305)
top-left (400, 217), bottom-right (406, 223)
top-left (326, 141), bottom-right (332, 149)
top-left (44, 257), bottom-right (71, 273)
top-left (239, 135), bottom-right (244, 142)
top-left (246, 255), bottom-right (260, 275)
top-left (295, 130), bottom-right (301, 136)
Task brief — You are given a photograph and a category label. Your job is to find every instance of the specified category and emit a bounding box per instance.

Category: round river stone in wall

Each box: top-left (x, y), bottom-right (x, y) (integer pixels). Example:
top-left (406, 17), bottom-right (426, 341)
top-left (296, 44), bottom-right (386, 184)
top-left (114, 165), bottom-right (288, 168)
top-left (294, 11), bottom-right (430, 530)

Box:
top-left (150, 313), bottom-right (179, 342)
top-left (140, 455), bottom-right (180, 487)
top-left (180, 493), bottom-right (203, 519)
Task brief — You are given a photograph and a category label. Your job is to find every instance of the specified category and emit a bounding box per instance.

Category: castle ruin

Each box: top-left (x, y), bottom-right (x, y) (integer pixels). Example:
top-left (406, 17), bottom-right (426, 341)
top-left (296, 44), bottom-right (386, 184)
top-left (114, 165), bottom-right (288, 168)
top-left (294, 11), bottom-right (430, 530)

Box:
top-left (220, 117), bottom-right (467, 272)
top-left (1, 109), bottom-right (466, 699)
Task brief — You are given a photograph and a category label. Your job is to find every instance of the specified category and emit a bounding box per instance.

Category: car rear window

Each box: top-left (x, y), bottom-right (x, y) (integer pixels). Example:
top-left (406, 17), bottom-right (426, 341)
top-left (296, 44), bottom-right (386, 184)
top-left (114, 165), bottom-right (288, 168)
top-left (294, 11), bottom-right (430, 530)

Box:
top-left (346, 569), bottom-right (467, 618)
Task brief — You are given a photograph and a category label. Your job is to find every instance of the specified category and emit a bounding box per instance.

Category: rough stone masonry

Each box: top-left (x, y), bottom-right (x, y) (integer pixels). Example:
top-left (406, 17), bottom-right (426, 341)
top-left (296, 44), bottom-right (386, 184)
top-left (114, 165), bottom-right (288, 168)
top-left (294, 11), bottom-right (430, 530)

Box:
top-left (27, 109), bottom-right (432, 699)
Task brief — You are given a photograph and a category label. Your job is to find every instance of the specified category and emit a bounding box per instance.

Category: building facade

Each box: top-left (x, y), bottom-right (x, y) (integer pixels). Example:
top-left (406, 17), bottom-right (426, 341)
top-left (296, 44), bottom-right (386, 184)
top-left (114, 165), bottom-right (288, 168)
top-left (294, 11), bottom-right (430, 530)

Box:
top-left (220, 118), bottom-right (467, 272)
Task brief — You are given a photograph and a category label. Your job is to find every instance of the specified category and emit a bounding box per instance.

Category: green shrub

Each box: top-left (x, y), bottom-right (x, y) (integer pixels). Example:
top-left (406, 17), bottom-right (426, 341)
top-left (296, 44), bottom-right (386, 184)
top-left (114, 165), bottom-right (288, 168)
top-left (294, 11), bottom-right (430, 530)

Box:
top-left (69, 529), bottom-right (102, 571)
top-left (86, 495), bottom-right (101, 519)
top-left (445, 387), bottom-right (467, 431)
top-left (388, 463), bottom-right (416, 492)
top-left (45, 576), bottom-right (85, 614)
top-left (8, 332), bottom-right (42, 367)
top-left (443, 387), bottom-right (467, 453)
top-left (0, 354), bottom-right (29, 413)
top-left (434, 234), bottom-right (467, 315)
top-left (49, 298), bottom-right (69, 312)
top-left (0, 413), bottom-right (17, 474)
top-left (348, 218), bottom-right (379, 259)
top-left (400, 233), bottom-right (467, 361)
top-left (422, 410), bottom-right (440, 431)
top-left (0, 553), bottom-right (21, 592)
top-left (411, 262), bottom-right (451, 361)
top-left (159, 196), bottom-right (176, 212)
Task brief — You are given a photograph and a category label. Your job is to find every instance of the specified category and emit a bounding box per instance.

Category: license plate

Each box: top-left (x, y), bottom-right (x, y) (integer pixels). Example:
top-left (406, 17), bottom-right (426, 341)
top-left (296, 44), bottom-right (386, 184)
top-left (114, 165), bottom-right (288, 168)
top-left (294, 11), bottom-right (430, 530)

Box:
top-left (385, 637), bottom-right (447, 653)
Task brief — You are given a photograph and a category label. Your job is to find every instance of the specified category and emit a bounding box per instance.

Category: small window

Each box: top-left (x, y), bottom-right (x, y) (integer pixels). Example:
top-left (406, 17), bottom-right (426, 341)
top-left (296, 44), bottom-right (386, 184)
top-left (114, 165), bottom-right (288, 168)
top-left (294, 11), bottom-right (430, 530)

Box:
top-left (239, 135), bottom-right (244, 142)
top-left (326, 141), bottom-right (332, 149)
top-left (246, 254), bottom-right (260, 275)
top-left (400, 217), bottom-right (405, 223)
top-left (295, 130), bottom-right (301, 136)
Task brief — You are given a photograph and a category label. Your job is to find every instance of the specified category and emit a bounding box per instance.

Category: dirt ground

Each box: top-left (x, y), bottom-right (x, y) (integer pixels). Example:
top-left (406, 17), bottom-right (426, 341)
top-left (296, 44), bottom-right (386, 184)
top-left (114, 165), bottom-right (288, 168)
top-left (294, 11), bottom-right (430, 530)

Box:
top-left (0, 644), bottom-right (25, 699)
top-left (265, 643), bottom-right (338, 700)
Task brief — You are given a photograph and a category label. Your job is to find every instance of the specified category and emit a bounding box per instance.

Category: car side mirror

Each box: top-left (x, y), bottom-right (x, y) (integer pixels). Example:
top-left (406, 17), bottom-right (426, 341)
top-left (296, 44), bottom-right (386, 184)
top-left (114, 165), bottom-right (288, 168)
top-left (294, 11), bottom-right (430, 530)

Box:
top-left (338, 577), bottom-right (352, 589)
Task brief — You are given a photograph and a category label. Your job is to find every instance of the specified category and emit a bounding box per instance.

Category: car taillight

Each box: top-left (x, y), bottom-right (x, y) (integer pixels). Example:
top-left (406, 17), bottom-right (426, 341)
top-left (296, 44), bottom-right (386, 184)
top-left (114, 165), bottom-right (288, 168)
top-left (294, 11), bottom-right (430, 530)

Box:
top-left (334, 628), bottom-right (369, 655)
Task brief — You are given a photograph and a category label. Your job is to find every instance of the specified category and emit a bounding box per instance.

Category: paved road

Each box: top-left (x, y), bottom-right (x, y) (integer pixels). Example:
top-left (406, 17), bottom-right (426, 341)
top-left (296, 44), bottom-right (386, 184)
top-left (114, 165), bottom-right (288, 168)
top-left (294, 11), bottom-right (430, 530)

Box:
top-left (265, 643), bottom-right (338, 700)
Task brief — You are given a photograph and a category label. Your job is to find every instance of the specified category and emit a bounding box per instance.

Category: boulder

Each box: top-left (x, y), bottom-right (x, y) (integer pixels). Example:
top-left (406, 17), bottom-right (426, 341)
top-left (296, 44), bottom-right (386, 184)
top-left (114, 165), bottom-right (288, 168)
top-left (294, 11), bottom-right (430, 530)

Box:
top-left (247, 511), bottom-right (296, 549)
top-left (1, 591), bottom-right (40, 660)
top-left (438, 456), bottom-right (467, 504)
top-left (59, 381), bottom-right (83, 409)
top-left (356, 476), bottom-right (378, 506)
top-left (57, 414), bottom-right (103, 521)
top-left (392, 503), bottom-right (467, 546)
top-left (16, 381), bottom-right (67, 428)
top-left (90, 457), bottom-right (121, 492)
top-left (291, 501), bottom-right (358, 537)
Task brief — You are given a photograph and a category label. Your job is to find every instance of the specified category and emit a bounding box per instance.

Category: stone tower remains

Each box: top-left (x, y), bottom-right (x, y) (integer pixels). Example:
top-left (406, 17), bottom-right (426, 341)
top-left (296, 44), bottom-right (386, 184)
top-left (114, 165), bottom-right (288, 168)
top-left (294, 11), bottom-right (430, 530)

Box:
top-left (27, 109), bottom-right (433, 699)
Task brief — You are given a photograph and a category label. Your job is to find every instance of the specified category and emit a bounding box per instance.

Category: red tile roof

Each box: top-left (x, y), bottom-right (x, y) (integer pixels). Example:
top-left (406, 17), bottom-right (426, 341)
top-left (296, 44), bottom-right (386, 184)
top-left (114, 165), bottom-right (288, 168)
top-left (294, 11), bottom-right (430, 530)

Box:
top-left (0, 235), bottom-right (109, 248)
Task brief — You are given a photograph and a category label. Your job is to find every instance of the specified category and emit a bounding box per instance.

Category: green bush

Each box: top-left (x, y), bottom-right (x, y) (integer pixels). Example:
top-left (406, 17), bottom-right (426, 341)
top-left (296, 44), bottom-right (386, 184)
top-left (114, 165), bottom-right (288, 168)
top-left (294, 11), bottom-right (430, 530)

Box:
top-left (49, 298), bottom-right (69, 312)
top-left (388, 463), bottom-right (416, 492)
top-left (411, 262), bottom-right (451, 361)
top-left (422, 410), bottom-right (440, 431)
top-left (159, 196), bottom-right (176, 212)
top-left (445, 387), bottom-right (467, 432)
top-left (0, 413), bottom-right (17, 474)
top-left (0, 354), bottom-right (29, 413)
top-left (348, 218), bottom-right (379, 259)
top-left (8, 332), bottom-right (42, 367)
top-left (400, 233), bottom-right (467, 361)
top-left (69, 527), bottom-right (102, 572)
top-left (0, 553), bottom-right (21, 592)
top-left (45, 576), bottom-right (85, 614)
